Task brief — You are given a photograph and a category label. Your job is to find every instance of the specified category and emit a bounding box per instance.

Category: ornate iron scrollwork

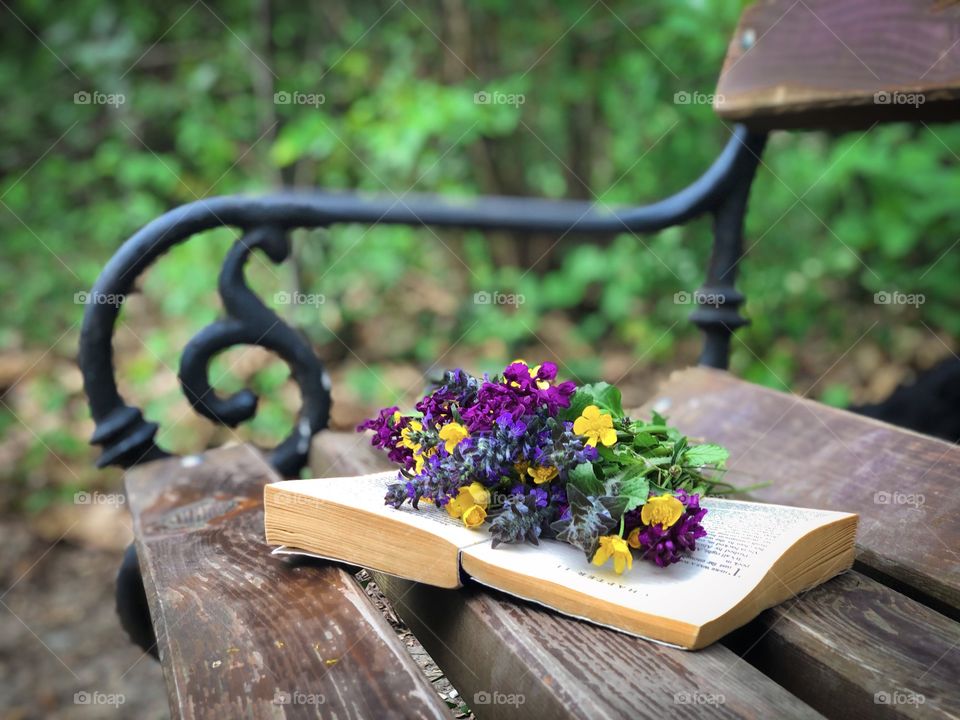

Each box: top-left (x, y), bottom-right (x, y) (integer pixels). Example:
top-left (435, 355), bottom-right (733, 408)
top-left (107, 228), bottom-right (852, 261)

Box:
top-left (80, 124), bottom-right (766, 477)
top-left (178, 226), bottom-right (331, 477)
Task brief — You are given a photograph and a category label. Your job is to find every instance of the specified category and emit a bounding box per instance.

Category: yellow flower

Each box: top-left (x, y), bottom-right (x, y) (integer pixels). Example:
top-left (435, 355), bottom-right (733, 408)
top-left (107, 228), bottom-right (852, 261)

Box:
top-left (444, 496), bottom-right (464, 518)
top-left (527, 465), bottom-right (558, 485)
top-left (412, 446), bottom-right (435, 474)
top-left (641, 494), bottom-right (684, 530)
top-left (438, 422), bottom-right (469, 454)
top-left (444, 482), bottom-right (491, 528)
top-left (462, 504), bottom-right (487, 528)
top-left (592, 535), bottom-right (633, 574)
top-left (626, 527), bottom-right (642, 548)
top-left (573, 405), bottom-right (617, 447)
top-left (398, 420), bottom-right (423, 451)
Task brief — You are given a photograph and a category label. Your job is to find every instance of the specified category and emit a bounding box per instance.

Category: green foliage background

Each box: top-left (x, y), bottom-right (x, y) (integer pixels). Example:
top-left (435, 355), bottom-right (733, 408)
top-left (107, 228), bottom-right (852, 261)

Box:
top-left (2, 0), bottom-right (957, 500)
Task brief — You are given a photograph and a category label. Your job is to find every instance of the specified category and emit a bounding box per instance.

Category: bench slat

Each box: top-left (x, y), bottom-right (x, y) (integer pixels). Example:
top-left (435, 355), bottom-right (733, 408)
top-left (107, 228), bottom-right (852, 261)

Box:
top-left (311, 432), bottom-right (823, 720)
top-left (730, 571), bottom-right (960, 719)
top-left (126, 445), bottom-right (450, 720)
top-left (642, 366), bottom-right (960, 612)
top-left (715, 0), bottom-right (960, 130)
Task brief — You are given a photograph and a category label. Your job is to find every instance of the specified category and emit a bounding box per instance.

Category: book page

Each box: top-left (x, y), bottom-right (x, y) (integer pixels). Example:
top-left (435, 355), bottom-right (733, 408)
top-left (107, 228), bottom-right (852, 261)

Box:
top-left (268, 472), bottom-right (491, 550)
top-left (462, 498), bottom-right (854, 628)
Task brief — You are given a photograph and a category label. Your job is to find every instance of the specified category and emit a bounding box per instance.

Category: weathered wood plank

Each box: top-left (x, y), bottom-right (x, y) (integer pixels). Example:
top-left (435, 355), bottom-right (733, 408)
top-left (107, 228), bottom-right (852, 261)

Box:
top-left (728, 572), bottom-right (960, 719)
top-left (126, 445), bottom-right (450, 720)
top-left (641, 366), bottom-right (960, 612)
top-left (715, 0), bottom-right (960, 129)
top-left (311, 431), bottom-right (822, 720)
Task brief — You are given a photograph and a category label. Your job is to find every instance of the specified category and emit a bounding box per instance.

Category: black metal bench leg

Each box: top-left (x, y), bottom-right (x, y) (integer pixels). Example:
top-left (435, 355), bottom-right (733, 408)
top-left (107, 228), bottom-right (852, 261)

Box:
top-left (693, 131), bottom-right (767, 369)
top-left (116, 543), bottom-right (158, 659)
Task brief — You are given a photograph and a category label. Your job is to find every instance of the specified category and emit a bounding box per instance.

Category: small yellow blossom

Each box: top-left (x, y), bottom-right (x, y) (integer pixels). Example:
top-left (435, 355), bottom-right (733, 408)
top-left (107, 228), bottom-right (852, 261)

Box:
top-left (444, 481), bottom-right (490, 528)
top-left (573, 405), bottom-right (617, 447)
top-left (398, 420), bottom-right (423, 451)
top-left (438, 422), bottom-right (469, 454)
top-left (412, 445), bottom-right (435, 474)
top-left (527, 465), bottom-right (559, 485)
top-left (626, 527), bottom-right (641, 548)
top-left (641, 494), bottom-right (684, 530)
top-left (462, 504), bottom-right (487, 528)
top-left (592, 535), bottom-right (633, 574)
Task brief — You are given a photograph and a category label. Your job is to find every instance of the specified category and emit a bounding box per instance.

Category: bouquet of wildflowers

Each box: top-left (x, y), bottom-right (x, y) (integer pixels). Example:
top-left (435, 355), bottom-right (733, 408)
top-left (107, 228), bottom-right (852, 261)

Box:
top-left (358, 361), bottom-right (734, 573)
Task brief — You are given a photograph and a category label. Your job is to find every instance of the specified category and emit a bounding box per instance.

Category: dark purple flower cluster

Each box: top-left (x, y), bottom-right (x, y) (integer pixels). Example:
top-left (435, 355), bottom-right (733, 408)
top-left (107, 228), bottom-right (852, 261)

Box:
top-left (415, 369), bottom-right (482, 426)
top-left (460, 362), bottom-right (575, 433)
top-left (627, 490), bottom-right (708, 567)
top-left (356, 406), bottom-right (414, 468)
top-left (358, 362), bottom-right (583, 526)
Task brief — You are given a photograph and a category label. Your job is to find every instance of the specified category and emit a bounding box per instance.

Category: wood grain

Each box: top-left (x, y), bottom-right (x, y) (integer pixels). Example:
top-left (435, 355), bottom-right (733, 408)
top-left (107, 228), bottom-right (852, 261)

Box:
top-left (729, 572), bottom-right (960, 719)
top-left (715, 0), bottom-right (960, 129)
top-left (311, 432), bottom-right (822, 720)
top-left (640, 366), bottom-right (960, 613)
top-left (125, 445), bottom-right (450, 720)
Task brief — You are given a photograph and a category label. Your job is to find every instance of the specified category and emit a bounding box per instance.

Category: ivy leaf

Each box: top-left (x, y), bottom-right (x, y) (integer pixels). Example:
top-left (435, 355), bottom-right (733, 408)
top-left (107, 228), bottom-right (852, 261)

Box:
top-left (609, 465), bottom-right (650, 512)
top-left (550, 486), bottom-right (625, 559)
top-left (567, 462), bottom-right (603, 496)
top-left (683, 444), bottom-right (729, 468)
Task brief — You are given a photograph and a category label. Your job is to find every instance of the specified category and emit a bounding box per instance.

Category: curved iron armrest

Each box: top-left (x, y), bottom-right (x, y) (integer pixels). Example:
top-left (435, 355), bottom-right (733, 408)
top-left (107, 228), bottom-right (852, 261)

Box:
top-left (79, 125), bottom-right (766, 479)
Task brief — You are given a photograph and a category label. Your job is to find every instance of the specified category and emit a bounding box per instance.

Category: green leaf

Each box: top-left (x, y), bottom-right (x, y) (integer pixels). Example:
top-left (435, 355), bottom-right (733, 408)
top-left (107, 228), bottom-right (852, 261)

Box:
top-left (567, 462), bottom-right (604, 496)
top-left (561, 382), bottom-right (624, 421)
top-left (616, 465), bottom-right (650, 512)
top-left (633, 431), bottom-right (658, 449)
top-left (683, 443), bottom-right (729, 468)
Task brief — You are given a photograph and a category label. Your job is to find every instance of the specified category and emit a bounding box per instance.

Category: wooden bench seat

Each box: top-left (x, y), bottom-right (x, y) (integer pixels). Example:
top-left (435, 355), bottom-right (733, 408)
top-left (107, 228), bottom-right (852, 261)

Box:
top-left (125, 445), bottom-right (449, 719)
top-left (122, 369), bottom-right (959, 718)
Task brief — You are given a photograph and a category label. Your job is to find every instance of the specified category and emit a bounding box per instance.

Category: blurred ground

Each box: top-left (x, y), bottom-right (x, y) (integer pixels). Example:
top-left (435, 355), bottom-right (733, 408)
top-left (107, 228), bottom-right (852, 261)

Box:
top-left (0, 516), bottom-right (167, 720)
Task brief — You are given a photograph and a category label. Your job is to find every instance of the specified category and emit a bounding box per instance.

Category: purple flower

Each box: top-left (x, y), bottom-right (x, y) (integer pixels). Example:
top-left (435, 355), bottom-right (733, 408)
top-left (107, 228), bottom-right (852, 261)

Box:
top-left (627, 491), bottom-right (707, 567)
top-left (357, 406), bottom-right (416, 469)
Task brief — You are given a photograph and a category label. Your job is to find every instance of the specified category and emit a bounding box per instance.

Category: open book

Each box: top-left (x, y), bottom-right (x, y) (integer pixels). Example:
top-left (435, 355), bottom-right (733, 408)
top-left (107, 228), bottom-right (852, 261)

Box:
top-left (264, 472), bottom-right (858, 650)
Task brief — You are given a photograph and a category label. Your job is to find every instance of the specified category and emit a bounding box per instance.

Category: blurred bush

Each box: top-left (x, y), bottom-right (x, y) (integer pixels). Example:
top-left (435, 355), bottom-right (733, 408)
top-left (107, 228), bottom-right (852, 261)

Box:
top-left (1, 0), bottom-right (957, 503)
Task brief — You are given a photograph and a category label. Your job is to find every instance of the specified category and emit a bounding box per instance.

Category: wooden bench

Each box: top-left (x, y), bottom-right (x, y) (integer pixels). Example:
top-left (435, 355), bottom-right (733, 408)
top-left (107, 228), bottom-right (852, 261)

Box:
top-left (120, 368), bottom-right (959, 718)
top-left (79, 2), bottom-right (960, 717)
